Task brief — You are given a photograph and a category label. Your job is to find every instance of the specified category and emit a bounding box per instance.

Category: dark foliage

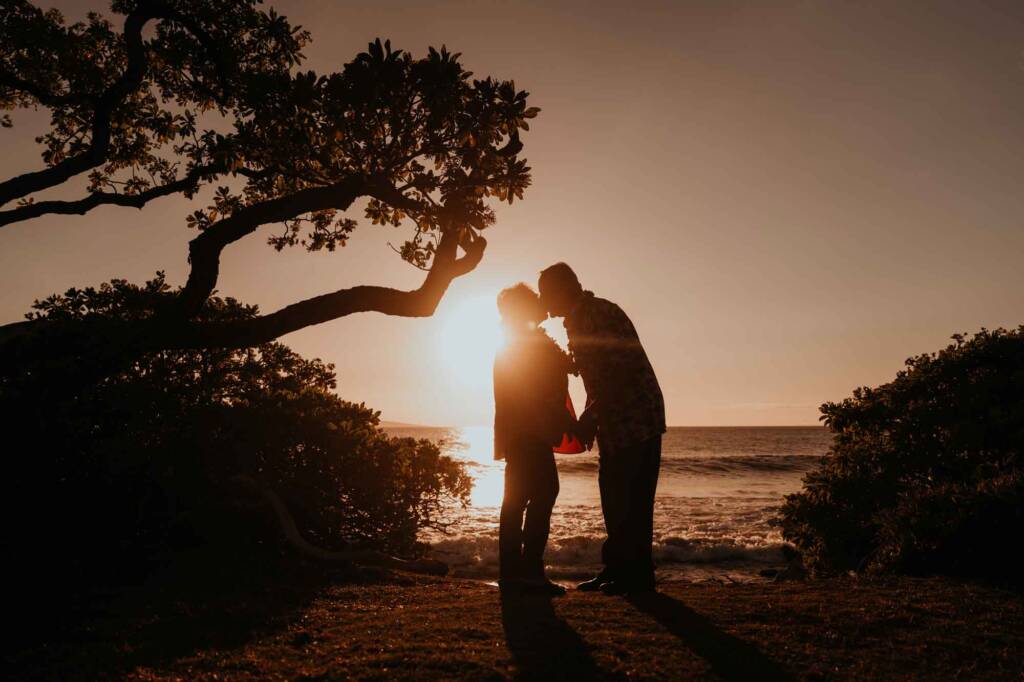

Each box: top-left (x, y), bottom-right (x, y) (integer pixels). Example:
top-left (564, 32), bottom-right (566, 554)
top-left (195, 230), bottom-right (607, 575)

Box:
top-left (1, 275), bottom-right (471, 580)
top-left (779, 328), bottom-right (1024, 580)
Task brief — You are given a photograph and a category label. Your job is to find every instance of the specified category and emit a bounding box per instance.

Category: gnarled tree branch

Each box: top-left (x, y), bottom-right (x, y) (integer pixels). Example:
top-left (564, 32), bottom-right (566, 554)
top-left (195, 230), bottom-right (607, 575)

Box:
top-left (0, 163), bottom-right (226, 227)
top-left (0, 228), bottom-right (484, 354)
top-left (0, 72), bottom-right (90, 107)
top-left (0, 0), bottom-right (248, 213)
top-left (174, 173), bottom-right (427, 319)
top-left (175, 174), bottom-right (371, 318)
top-left (0, 3), bottom-right (156, 207)
top-left (167, 229), bottom-right (485, 349)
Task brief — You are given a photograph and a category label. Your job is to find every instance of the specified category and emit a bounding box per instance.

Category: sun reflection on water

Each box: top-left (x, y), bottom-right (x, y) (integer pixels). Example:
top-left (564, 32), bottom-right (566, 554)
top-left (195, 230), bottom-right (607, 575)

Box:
top-left (446, 425), bottom-right (505, 508)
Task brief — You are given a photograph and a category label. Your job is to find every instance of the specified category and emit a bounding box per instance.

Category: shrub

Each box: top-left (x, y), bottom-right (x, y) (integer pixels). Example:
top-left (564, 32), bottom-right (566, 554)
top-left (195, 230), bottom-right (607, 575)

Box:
top-left (779, 327), bottom-right (1024, 580)
top-left (1, 275), bottom-right (470, 577)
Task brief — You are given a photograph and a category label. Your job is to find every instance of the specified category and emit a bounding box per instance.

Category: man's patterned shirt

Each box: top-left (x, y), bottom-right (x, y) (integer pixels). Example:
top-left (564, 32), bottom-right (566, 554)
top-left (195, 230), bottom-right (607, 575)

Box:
top-left (564, 292), bottom-right (666, 453)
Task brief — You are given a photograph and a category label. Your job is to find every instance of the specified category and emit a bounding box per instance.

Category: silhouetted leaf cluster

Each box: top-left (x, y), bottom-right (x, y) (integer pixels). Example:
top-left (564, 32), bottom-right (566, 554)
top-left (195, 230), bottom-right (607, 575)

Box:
top-left (1, 0), bottom-right (306, 195)
top-left (779, 328), bottom-right (1024, 581)
top-left (2, 3), bottom-right (536, 268)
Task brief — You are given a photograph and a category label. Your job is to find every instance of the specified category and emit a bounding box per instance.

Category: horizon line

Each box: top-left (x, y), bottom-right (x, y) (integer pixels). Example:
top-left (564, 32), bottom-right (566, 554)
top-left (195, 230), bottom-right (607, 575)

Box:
top-left (381, 421), bottom-right (825, 429)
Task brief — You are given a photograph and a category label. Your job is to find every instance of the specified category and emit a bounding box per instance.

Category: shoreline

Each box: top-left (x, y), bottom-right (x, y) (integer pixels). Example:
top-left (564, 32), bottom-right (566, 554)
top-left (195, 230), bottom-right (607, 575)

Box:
top-left (409, 424), bottom-right (828, 586)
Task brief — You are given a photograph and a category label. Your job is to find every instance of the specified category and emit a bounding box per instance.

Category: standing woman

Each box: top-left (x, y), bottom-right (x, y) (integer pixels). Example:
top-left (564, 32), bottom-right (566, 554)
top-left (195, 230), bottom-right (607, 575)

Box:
top-left (493, 283), bottom-right (579, 595)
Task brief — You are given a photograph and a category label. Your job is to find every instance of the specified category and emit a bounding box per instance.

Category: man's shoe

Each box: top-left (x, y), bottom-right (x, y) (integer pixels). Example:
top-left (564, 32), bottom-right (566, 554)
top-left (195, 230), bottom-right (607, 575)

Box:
top-left (576, 570), bottom-right (614, 592)
top-left (600, 578), bottom-right (656, 596)
top-left (497, 578), bottom-right (524, 593)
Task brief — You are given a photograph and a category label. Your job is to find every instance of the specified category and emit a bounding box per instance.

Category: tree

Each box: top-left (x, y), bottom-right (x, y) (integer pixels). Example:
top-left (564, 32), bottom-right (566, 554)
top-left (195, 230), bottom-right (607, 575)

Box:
top-left (778, 328), bottom-right (1024, 581)
top-left (0, 0), bottom-right (537, 358)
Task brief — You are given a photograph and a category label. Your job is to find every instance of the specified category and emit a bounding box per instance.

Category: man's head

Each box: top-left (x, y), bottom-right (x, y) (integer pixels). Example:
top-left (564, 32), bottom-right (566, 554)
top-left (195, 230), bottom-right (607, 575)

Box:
top-left (538, 262), bottom-right (584, 318)
top-left (497, 282), bottom-right (546, 331)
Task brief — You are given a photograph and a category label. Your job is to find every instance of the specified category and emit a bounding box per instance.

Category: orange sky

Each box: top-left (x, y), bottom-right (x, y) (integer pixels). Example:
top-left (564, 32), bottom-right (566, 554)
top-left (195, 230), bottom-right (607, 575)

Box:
top-left (3, 0), bottom-right (1024, 426)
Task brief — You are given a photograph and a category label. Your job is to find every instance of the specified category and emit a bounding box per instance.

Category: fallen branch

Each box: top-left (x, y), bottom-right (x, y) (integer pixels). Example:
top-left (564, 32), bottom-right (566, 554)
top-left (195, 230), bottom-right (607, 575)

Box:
top-left (234, 475), bottom-right (448, 577)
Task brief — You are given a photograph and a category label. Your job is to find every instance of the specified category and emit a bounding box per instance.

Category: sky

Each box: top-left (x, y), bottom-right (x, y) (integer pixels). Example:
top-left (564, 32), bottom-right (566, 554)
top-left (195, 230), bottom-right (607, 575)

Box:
top-left (3, 0), bottom-right (1024, 426)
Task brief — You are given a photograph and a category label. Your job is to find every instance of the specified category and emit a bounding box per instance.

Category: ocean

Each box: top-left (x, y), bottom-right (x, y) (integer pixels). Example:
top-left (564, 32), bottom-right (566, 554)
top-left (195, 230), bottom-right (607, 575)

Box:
top-left (384, 425), bottom-right (831, 582)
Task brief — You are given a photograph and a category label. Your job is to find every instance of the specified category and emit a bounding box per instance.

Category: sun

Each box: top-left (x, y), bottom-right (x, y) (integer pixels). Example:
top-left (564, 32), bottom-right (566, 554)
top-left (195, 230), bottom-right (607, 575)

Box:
top-left (435, 292), bottom-right (505, 395)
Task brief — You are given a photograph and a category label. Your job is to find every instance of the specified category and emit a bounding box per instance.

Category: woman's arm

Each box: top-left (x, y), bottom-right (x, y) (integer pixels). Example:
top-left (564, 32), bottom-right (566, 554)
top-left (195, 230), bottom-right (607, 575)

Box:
top-left (493, 358), bottom-right (510, 460)
top-left (539, 337), bottom-right (578, 443)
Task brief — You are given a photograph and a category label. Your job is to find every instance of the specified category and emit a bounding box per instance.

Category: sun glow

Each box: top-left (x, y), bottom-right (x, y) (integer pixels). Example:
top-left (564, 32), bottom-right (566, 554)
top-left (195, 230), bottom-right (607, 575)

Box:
top-left (436, 293), bottom-right (505, 397)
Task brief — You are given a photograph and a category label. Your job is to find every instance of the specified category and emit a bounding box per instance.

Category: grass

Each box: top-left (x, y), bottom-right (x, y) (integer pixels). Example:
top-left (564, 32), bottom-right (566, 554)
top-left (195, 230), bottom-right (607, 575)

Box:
top-left (6, 550), bottom-right (1023, 681)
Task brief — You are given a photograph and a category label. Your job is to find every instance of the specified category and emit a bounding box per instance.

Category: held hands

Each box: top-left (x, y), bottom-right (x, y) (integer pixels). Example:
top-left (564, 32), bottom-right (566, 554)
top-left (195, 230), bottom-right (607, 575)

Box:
top-left (575, 402), bottom-right (599, 450)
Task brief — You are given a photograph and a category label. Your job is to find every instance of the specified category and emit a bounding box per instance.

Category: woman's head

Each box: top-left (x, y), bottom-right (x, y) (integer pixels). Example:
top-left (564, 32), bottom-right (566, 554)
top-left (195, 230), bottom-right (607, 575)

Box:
top-left (497, 283), bottom-right (546, 331)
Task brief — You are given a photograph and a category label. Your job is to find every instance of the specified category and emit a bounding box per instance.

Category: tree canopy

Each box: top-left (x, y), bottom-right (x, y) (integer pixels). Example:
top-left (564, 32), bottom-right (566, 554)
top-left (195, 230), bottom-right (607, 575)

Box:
top-left (0, 0), bottom-right (537, 352)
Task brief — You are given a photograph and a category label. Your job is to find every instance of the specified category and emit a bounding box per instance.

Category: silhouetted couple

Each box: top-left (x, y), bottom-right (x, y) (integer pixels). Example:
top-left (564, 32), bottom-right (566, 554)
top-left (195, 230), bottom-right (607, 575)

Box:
top-left (493, 263), bottom-right (666, 596)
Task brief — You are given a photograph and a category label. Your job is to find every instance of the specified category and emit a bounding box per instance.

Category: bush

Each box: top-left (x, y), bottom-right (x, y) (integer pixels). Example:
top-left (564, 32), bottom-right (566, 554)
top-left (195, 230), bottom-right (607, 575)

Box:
top-left (1, 275), bottom-right (470, 577)
top-left (779, 327), bottom-right (1024, 580)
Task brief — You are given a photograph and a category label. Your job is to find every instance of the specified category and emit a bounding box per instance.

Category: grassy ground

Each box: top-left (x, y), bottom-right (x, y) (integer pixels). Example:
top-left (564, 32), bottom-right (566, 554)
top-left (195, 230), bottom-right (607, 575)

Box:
top-left (6, 555), bottom-right (1023, 681)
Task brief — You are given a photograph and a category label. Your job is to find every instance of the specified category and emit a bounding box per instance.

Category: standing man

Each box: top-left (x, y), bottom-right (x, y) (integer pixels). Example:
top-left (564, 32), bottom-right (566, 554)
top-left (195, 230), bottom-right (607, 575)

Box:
top-left (538, 262), bottom-right (666, 594)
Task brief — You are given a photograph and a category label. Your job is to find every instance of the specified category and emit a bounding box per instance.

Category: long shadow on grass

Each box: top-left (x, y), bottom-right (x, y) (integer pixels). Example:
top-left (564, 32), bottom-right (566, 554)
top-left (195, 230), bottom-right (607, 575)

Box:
top-left (627, 592), bottom-right (793, 682)
top-left (501, 590), bottom-right (600, 679)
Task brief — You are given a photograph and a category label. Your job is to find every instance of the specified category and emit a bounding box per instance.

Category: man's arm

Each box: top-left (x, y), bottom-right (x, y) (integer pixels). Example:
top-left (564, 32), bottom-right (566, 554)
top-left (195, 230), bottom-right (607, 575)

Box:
top-left (531, 340), bottom-right (578, 446)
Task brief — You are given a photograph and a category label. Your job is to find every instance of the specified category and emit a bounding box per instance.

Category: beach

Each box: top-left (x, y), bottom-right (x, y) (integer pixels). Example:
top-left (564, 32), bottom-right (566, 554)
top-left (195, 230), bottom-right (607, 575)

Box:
top-left (10, 557), bottom-right (1023, 681)
top-left (392, 425), bottom-right (831, 582)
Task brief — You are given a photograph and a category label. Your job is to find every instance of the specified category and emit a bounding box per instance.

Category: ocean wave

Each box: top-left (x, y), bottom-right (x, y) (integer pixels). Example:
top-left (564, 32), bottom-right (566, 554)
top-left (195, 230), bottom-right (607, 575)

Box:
top-left (426, 532), bottom-right (789, 579)
top-left (657, 536), bottom-right (787, 564)
top-left (554, 453), bottom-right (821, 476)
